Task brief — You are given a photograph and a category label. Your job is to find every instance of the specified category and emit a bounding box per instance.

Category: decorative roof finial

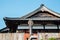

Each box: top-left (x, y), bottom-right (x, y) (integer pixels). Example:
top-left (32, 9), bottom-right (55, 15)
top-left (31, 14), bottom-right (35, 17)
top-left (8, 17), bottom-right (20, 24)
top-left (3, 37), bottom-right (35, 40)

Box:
top-left (41, 4), bottom-right (44, 6)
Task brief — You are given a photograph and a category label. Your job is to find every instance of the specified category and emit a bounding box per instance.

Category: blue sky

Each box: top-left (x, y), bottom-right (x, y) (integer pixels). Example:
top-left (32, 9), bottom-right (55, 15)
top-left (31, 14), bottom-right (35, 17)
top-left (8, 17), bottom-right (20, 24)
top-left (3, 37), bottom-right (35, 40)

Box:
top-left (0, 0), bottom-right (60, 29)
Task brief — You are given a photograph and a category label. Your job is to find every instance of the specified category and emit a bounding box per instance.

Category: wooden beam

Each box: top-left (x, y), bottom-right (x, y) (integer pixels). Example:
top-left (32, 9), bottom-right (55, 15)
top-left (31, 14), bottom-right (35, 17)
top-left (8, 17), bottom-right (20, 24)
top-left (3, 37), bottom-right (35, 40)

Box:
top-left (43, 25), bottom-right (45, 29)
top-left (57, 24), bottom-right (59, 30)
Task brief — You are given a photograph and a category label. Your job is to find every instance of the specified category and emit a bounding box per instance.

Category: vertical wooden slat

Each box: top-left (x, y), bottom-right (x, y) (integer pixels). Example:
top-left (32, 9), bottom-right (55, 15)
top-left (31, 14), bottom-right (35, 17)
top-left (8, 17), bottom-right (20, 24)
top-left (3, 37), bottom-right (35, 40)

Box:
top-left (58, 32), bottom-right (60, 38)
top-left (3, 33), bottom-right (5, 40)
top-left (13, 33), bottom-right (17, 40)
top-left (0, 33), bottom-right (34, 40)
top-left (0, 33), bottom-right (2, 40)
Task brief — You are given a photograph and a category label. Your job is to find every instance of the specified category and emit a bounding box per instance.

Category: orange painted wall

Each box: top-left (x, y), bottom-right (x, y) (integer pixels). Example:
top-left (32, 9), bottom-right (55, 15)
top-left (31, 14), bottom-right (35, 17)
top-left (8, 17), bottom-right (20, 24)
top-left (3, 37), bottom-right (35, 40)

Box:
top-left (24, 33), bottom-right (30, 40)
top-left (24, 33), bottom-right (38, 40)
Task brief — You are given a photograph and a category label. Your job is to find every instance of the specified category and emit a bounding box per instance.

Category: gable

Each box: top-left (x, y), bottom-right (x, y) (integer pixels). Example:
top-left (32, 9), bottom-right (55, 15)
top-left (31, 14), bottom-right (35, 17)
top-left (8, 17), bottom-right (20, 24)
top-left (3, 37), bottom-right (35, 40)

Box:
top-left (27, 11), bottom-right (58, 18)
top-left (20, 4), bottom-right (60, 19)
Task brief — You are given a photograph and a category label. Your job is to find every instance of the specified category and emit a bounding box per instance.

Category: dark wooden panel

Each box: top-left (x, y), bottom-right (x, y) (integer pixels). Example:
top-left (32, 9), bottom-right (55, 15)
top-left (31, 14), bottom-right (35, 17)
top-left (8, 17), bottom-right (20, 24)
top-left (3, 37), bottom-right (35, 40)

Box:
top-left (28, 11), bottom-right (58, 18)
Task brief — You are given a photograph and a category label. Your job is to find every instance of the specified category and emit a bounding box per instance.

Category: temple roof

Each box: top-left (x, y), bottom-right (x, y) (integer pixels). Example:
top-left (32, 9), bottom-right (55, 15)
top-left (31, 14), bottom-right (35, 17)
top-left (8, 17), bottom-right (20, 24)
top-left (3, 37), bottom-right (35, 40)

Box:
top-left (4, 4), bottom-right (60, 21)
top-left (20, 4), bottom-right (60, 19)
top-left (0, 27), bottom-right (9, 33)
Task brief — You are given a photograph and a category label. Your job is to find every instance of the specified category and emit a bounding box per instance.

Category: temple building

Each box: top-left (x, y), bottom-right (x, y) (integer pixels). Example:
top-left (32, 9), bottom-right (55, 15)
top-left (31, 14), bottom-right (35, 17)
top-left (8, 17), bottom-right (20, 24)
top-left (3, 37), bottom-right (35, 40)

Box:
top-left (0, 4), bottom-right (60, 40)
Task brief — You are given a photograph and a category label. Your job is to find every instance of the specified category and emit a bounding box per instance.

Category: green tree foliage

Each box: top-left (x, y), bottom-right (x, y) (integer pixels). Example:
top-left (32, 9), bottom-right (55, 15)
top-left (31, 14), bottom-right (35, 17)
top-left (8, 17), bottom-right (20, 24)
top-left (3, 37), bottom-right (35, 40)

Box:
top-left (48, 37), bottom-right (56, 40)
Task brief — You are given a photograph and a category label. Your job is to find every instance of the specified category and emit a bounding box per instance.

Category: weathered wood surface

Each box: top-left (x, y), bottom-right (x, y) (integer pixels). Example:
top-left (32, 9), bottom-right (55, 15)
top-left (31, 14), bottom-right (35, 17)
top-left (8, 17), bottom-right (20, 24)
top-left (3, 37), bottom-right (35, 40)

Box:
top-left (0, 33), bottom-right (24, 40)
top-left (0, 33), bottom-right (60, 40)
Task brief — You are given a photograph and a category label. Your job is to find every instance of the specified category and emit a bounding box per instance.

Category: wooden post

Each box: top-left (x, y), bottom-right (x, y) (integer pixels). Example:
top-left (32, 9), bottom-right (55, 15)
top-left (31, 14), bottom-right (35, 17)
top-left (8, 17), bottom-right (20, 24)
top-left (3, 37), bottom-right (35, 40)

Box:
top-left (38, 32), bottom-right (39, 40)
top-left (28, 19), bottom-right (33, 35)
top-left (16, 30), bottom-right (18, 40)
top-left (57, 24), bottom-right (60, 38)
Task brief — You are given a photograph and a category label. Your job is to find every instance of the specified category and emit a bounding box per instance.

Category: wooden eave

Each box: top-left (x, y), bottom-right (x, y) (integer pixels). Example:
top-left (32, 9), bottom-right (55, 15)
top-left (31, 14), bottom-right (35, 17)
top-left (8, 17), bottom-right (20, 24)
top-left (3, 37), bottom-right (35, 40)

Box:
top-left (3, 17), bottom-right (60, 21)
top-left (0, 27), bottom-right (9, 33)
